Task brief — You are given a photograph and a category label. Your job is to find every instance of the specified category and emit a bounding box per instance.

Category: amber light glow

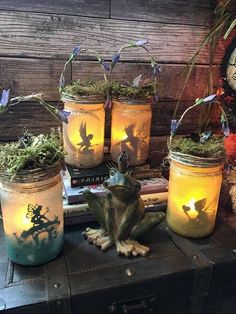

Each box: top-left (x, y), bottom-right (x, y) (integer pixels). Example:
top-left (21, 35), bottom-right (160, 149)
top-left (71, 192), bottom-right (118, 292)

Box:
top-left (63, 102), bottom-right (105, 168)
top-left (111, 100), bottom-right (152, 165)
top-left (0, 173), bottom-right (64, 265)
top-left (166, 160), bottom-right (222, 238)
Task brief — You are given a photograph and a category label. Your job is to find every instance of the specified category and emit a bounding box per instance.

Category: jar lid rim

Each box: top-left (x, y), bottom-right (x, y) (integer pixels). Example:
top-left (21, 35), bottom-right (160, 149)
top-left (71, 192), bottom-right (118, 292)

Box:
top-left (61, 92), bottom-right (104, 104)
top-left (169, 150), bottom-right (224, 167)
top-left (0, 162), bottom-right (61, 183)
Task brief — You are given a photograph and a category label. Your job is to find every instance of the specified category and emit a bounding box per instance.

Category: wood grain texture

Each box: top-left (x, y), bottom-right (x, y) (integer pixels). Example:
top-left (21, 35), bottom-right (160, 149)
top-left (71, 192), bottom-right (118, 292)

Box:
top-left (0, 58), bottom-right (219, 102)
top-left (0, 101), bottom-right (200, 142)
top-left (0, 11), bottom-right (227, 64)
top-left (0, 0), bottom-right (110, 18)
top-left (0, 102), bottom-right (60, 142)
top-left (111, 0), bottom-right (212, 26)
top-left (0, 58), bottom-right (71, 100)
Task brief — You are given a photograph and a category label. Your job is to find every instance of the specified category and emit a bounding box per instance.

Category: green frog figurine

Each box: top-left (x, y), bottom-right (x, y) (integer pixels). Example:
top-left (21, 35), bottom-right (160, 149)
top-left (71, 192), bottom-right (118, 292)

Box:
top-left (83, 152), bottom-right (165, 257)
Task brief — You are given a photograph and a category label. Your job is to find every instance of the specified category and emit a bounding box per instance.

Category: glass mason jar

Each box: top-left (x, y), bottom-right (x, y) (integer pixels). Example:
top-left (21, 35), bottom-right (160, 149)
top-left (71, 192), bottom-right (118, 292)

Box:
top-left (63, 97), bottom-right (105, 168)
top-left (111, 99), bottom-right (152, 165)
top-left (166, 153), bottom-right (223, 238)
top-left (0, 165), bottom-right (64, 265)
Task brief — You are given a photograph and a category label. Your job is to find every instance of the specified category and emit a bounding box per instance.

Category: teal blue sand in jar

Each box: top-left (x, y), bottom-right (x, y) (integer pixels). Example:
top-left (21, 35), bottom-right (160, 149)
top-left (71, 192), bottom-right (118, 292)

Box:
top-left (0, 166), bottom-right (64, 266)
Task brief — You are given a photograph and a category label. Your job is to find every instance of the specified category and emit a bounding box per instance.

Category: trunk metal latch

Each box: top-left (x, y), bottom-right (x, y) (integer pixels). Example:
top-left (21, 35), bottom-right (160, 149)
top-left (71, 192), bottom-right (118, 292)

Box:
top-left (109, 295), bottom-right (156, 313)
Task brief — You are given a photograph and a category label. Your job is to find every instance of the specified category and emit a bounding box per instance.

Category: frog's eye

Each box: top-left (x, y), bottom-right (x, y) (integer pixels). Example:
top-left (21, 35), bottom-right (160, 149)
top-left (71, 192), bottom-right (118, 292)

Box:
top-left (103, 181), bottom-right (108, 188)
top-left (110, 169), bottom-right (116, 176)
top-left (128, 170), bottom-right (135, 178)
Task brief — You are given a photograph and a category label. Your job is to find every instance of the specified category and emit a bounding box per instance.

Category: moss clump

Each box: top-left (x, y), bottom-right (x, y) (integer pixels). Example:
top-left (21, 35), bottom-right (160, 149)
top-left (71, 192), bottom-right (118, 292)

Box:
top-left (62, 80), bottom-right (108, 98)
top-left (170, 135), bottom-right (225, 158)
top-left (0, 130), bottom-right (65, 178)
top-left (111, 80), bottom-right (154, 100)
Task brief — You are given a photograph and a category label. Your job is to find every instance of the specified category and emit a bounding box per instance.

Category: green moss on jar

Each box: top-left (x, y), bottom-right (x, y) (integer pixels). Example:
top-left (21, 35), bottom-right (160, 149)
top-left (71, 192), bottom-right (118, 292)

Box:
top-left (62, 80), bottom-right (108, 99)
top-left (169, 135), bottom-right (225, 159)
top-left (0, 130), bottom-right (65, 179)
top-left (111, 80), bottom-right (155, 101)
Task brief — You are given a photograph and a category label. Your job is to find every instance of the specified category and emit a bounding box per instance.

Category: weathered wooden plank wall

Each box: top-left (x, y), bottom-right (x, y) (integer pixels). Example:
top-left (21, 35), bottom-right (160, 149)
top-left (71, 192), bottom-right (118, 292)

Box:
top-left (0, 0), bottom-right (230, 146)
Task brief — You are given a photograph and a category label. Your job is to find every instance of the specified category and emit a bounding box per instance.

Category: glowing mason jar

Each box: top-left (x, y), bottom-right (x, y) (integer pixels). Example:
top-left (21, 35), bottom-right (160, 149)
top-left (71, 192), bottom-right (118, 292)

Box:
top-left (167, 155), bottom-right (223, 238)
top-left (63, 100), bottom-right (105, 168)
top-left (111, 100), bottom-right (152, 165)
top-left (0, 166), bottom-right (64, 265)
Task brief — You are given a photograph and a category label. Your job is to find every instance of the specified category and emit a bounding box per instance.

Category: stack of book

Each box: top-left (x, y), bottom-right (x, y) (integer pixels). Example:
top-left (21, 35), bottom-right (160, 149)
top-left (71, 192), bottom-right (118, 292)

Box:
top-left (62, 161), bottom-right (168, 226)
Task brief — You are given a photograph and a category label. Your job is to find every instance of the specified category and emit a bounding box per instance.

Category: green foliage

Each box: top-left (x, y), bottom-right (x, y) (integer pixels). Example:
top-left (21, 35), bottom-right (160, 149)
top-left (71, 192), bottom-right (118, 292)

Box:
top-left (62, 80), bottom-right (108, 98)
top-left (170, 136), bottom-right (225, 158)
top-left (0, 130), bottom-right (65, 178)
top-left (111, 81), bottom-right (154, 100)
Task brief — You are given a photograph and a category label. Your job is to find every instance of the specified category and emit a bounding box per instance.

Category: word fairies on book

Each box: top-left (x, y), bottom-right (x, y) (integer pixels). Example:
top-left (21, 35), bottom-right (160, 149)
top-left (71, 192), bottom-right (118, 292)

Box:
top-left (65, 160), bottom-right (116, 187)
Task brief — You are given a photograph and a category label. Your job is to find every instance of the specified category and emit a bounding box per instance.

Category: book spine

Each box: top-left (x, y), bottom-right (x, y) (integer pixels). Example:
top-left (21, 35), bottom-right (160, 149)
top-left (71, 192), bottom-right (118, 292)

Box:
top-left (63, 203), bottom-right (91, 217)
top-left (70, 174), bottom-right (109, 187)
top-left (64, 192), bottom-right (169, 214)
top-left (141, 192), bottom-right (168, 206)
top-left (140, 184), bottom-right (168, 195)
top-left (63, 201), bottom-right (167, 226)
top-left (134, 169), bottom-right (162, 180)
top-left (65, 187), bottom-right (168, 204)
top-left (64, 215), bottom-right (95, 226)
top-left (66, 194), bottom-right (85, 204)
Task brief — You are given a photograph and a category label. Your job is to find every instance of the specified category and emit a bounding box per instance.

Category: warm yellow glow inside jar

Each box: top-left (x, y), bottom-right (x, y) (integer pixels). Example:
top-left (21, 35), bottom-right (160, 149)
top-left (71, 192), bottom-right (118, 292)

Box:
top-left (167, 159), bottom-right (222, 238)
top-left (63, 101), bottom-right (105, 168)
top-left (111, 100), bottom-right (152, 165)
top-left (0, 168), bottom-right (64, 265)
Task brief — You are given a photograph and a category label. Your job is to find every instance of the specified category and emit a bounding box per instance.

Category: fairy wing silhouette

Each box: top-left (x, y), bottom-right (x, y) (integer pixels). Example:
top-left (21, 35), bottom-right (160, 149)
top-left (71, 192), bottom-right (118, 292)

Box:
top-left (79, 122), bottom-right (87, 141)
top-left (26, 204), bottom-right (37, 218)
top-left (124, 124), bottom-right (135, 136)
top-left (194, 198), bottom-right (207, 212)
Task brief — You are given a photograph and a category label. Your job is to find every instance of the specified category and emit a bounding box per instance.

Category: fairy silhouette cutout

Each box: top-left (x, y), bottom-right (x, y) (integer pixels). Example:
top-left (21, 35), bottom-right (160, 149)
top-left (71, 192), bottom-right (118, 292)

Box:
top-left (77, 122), bottom-right (94, 154)
top-left (182, 198), bottom-right (209, 227)
top-left (18, 204), bottom-right (60, 244)
top-left (120, 124), bottom-right (139, 153)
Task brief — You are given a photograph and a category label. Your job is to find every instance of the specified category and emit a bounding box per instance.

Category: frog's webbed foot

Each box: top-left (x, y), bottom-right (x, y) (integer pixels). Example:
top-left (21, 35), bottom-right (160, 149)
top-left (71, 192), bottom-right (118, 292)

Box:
top-left (116, 240), bottom-right (134, 257)
top-left (125, 239), bottom-right (150, 257)
top-left (83, 227), bottom-right (114, 250)
top-left (93, 235), bottom-right (114, 250)
top-left (82, 227), bottom-right (106, 243)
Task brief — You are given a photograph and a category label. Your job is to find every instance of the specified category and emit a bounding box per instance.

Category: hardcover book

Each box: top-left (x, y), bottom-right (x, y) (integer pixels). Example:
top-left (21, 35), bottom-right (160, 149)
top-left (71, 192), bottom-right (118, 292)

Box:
top-left (65, 161), bottom-right (163, 188)
top-left (63, 200), bottom-right (95, 226)
top-left (141, 191), bottom-right (168, 206)
top-left (138, 177), bottom-right (168, 194)
top-left (65, 160), bottom-right (117, 187)
top-left (62, 171), bottom-right (168, 205)
top-left (62, 172), bottom-right (106, 204)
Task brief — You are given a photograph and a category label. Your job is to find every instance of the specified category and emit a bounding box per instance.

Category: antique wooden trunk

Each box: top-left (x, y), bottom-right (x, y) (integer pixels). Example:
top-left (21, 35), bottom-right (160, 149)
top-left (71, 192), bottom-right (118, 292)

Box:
top-left (0, 214), bottom-right (236, 314)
